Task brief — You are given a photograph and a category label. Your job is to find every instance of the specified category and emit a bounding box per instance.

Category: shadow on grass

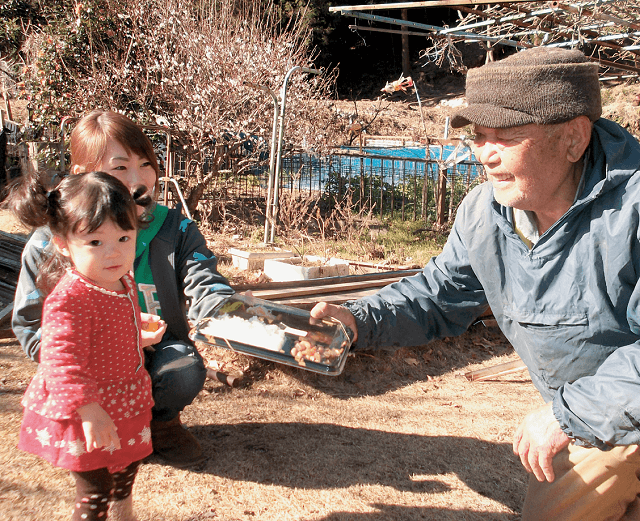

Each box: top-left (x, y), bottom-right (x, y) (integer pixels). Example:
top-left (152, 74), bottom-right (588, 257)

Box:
top-left (314, 504), bottom-right (520, 521)
top-left (222, 322), bottom-right (518, 399)
top-left (168, 421), bottom-right (525, 518)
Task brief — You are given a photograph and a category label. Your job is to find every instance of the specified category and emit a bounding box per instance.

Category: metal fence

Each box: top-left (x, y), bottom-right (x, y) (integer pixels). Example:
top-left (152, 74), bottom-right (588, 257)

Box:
top-left (168, 145), bottom-right (485, 224)
top-left (4, 121), bottom-right (484, 227)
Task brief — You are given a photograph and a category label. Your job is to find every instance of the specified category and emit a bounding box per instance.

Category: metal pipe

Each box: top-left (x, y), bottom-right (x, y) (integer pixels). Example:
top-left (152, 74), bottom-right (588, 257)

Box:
top-left (158, 176), bottom-right (192, 220)
top-left (164, 131), bottom-right (172, 207)
top-left (346, 11), bottom-right (526, 49)
top-left (330, 0), bottom-right (535, 12)
top-left (243, 80), bottom-right (280, 244)
top-left (270, 66), bottom-right (321, 243)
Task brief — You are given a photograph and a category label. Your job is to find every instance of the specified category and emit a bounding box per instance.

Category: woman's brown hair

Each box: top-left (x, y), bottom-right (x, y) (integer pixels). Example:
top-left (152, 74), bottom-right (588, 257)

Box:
top-left (70, 110), bottom-right (160, 184)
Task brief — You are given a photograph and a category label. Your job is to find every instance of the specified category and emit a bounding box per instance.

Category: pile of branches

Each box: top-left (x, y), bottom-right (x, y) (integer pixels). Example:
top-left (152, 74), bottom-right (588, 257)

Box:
top-left (421, 0), bottom-right (640, 80)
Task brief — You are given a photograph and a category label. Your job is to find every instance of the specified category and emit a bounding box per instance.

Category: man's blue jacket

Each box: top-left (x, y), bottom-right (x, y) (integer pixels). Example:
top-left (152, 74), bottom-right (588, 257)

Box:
top-left (344, 118), bottom-right (640, 449)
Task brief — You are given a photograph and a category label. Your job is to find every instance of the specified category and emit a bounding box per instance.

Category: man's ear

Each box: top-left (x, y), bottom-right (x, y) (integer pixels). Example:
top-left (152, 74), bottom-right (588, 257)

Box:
top-left (52, 236), bottom-right (70, 257)
top-left (566, 116), bottom-right (593, 163)
top-left (71, 164), bottom-right (84, 175)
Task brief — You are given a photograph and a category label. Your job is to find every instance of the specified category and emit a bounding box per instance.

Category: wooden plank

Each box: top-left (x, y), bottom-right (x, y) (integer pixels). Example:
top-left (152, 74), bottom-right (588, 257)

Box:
top-left (2, 87), bottom-right (13, 121)
top-left (465, 359), bottom-right (527, 382)
top-left (347, 260), bottom-right (420, 271)
top-left (232, 269), bottom-right (424, 309)
top-left (268, 288), bottom-right (384, 309)
top-left (0, 328), bottom-right (16, 339)
top-left (232, 269), bottom-right (421, 292)
top-left (0, 302), bottom-right (13, 327)
top-left (0, 231), bottom-right (28, 272)
top-left (0, 231), bottom-right (28, 245)
top-left (250, 275), bottom-right (409, 300)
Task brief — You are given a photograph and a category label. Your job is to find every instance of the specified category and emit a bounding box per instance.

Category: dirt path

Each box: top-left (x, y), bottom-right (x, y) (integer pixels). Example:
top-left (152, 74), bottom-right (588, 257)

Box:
top-left (1, 322), bottom-right (541, 520)
top-left (0, 209), bottom-right (544, 520)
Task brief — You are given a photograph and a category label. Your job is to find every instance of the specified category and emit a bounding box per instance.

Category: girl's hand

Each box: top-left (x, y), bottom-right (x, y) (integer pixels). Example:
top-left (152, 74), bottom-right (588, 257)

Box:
top-left (140, 313), bottom-right (167, 349)
top-left (76, 402), bottom-right (121, 453)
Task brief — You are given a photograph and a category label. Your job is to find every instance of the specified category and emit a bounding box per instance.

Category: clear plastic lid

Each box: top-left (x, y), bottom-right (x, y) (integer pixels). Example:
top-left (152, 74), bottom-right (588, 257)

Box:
top-left (189, 294), bottom-right (353, 376)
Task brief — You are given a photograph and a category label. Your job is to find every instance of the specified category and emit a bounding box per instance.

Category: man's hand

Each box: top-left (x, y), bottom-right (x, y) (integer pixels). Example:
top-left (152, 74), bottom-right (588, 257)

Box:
top-left (310, 302), bottom-right (358, 342)
top-left (513, 402), bottom-right (571, 482)
top-left (76, 402), bottom-right (121, 453)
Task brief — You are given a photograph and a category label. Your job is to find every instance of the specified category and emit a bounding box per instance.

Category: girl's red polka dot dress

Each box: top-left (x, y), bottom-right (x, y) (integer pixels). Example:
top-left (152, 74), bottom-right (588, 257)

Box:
top-left (18, 270), bottom-right (154, 473)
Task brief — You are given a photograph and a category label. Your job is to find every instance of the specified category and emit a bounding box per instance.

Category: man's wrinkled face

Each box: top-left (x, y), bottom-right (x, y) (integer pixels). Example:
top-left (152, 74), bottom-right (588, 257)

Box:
top-left (471, 123), bottom-right (576, 214)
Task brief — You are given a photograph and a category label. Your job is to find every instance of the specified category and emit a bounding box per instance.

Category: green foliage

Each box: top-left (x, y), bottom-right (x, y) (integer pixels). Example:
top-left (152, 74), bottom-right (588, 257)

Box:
top-left (7, 1), bottom-right (128, 131)
top-left (0, 0), bottom-right (44, 61)
top-left (377, 219), bottom-right (445, 264)
top-left (292, 216), bottom-right (444, 267)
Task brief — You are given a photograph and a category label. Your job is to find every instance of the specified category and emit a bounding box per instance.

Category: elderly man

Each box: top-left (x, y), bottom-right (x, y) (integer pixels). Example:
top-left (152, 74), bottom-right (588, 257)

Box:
top-left (312, 47), bottom-right (640, 520)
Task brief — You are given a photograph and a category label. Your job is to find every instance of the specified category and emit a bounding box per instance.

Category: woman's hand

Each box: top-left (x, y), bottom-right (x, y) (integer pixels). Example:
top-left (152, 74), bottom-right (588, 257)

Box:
top-left (76, 402), bottom-right (121, 453)
top-left (140, 312), bottom-right (167, 350)
top-left (310, 302), bottom-right (358, 342)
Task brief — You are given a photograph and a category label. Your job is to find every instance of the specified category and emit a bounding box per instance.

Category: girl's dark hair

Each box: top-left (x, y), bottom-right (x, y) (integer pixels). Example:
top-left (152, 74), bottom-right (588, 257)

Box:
top-left (3, 170), bottom-right (141, 294)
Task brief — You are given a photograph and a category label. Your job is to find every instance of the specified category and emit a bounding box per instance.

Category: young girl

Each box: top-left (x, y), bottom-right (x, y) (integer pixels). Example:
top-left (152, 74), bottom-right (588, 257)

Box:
top-left (5, 170), bottom-right (166, 521)
top-left (12, 111), bottom-right (234, 467)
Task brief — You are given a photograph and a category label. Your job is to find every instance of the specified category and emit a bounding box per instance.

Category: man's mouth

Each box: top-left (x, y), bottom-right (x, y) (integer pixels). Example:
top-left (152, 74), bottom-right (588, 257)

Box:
top-left (490, 174), bottom-right (513, 183)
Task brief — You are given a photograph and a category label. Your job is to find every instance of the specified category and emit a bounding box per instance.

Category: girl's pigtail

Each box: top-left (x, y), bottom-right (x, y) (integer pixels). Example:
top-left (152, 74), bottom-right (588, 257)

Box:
top-left (37, 251), bottom-right (70, 296)
top-left (36, 185), bottom-right (71, 295)
top-left (45, 188), bottom-right (62, 227)
top-left (0, 168), bottom-right (70, 296)
top-left (1, 169), bottom-right (57, 230)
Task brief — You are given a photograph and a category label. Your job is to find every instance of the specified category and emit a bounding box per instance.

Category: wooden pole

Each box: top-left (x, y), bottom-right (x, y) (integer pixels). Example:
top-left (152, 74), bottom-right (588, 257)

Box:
top-left (1, 84), bottom-right (13, 122)
top-left (436, 165), bottom-right (447, 226)
top-left (401, 9), bottom-right (411, 78)
top-left (330, 0), bottom-right (537, 12)
top-left (465, 359), bottom-right (527, 382)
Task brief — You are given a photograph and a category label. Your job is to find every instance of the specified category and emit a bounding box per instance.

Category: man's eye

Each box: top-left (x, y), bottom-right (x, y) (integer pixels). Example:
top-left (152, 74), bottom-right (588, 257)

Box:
top-left (90, 240), bottom-right (101, 246)
top-left (119, 236), bottom-right (130, 243)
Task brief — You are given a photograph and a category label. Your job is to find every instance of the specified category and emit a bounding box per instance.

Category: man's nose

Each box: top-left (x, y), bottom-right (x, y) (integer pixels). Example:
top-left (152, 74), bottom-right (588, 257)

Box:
top-left (476, 142), bottom-right (500, 166)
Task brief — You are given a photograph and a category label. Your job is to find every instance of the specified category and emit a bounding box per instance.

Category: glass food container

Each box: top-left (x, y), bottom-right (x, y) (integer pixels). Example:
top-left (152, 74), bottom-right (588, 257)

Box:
top-left (189, 294), bottom-right (353, 376)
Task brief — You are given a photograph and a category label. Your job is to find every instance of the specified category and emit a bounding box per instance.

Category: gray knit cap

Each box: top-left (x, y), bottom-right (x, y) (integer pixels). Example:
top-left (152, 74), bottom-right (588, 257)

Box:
top-left (450, 46), bottom-right (602, 128)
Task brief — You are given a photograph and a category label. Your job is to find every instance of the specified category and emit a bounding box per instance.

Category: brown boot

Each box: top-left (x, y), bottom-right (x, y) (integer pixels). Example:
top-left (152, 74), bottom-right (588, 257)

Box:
top-left (109, 495), bottom-right (137, 521)
top-left (150, 415), bottom-right (205, 468)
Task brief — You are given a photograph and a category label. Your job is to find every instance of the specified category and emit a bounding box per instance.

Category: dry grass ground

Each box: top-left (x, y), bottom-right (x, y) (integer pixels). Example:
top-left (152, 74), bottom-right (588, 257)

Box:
top-left (2, 75), bottom-right (639, 521)
top-left (1, 321), bottom-right (542, 520)
top-left (0, 208), bottom-right (540, 520)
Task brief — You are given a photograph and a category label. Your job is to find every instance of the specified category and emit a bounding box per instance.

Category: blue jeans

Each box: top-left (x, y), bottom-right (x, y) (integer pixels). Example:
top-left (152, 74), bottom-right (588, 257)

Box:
top-left (144, 338), bottom-right (207, 422)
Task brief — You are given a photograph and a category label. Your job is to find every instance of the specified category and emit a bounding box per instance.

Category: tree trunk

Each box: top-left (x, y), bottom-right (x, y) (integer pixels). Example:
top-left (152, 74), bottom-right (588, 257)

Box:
top-left (184, 162), bottom-right (215, 216)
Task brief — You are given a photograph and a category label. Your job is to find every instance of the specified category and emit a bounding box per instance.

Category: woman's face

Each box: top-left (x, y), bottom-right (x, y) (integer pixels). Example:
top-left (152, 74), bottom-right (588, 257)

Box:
top-left (76, 140), bottom-right (157, 216)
